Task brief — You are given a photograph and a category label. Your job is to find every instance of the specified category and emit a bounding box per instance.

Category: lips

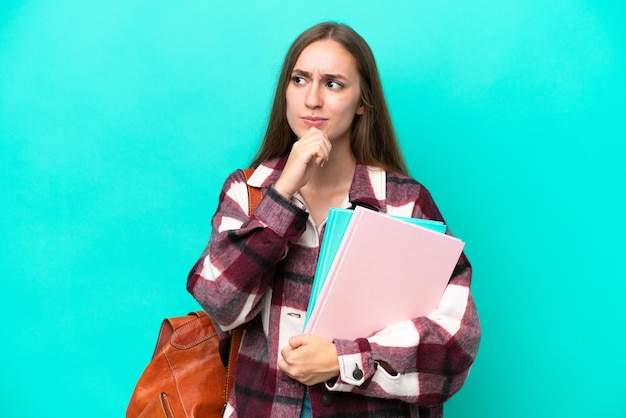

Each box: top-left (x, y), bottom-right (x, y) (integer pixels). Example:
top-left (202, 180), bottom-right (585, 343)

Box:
top-left (302, 116), bottom-right (328, 128)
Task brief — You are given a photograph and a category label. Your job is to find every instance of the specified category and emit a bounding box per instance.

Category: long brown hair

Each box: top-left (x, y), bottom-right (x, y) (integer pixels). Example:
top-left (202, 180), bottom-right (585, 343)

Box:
top-left (251, 22), bottom-right (408, 175)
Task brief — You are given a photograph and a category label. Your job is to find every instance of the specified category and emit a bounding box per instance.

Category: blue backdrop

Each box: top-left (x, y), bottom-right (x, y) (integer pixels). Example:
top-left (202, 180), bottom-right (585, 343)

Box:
top-left (1, 1), bottom-right (624, 416)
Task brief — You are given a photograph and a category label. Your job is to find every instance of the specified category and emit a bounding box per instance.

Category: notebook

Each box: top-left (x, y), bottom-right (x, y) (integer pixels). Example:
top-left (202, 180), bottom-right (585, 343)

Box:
top-left (303, 206), bottom-right (464, 340)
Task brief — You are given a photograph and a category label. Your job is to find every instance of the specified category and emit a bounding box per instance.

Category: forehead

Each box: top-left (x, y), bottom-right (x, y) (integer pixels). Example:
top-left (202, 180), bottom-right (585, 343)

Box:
top-left (293, 39), bottom-right (358, 76)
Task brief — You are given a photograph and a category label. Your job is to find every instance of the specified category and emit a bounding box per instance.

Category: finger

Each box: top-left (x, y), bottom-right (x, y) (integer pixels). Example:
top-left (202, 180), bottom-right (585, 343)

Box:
top-left (298, 127), bottom-right (331, 149)
top-left (299, 133), bottom-right (331, 160)
top-left (280, 344), bottom-right (293, 359)
top-left (298, 126), bottom-right (324, 140)
top-left (291, 142), bottom-right (330, 168)
top-left (294, 132), bottom-right (330, 152)
top-left (277, 358), bottom-right (289, 373)
top-left (288, 334), bottom-right (306, 349)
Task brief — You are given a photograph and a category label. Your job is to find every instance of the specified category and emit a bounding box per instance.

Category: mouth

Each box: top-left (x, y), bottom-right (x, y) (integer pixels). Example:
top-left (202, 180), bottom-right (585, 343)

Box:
top-left (301, 116), bottom-right (328, 128)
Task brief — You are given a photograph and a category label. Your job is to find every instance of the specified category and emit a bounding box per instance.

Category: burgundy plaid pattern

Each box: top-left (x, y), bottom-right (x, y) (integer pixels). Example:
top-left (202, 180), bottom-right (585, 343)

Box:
top-left (188, 156), bottom-right (480, 417)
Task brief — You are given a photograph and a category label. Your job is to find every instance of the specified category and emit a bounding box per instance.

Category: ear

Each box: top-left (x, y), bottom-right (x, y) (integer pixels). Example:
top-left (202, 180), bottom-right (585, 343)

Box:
top-left (356, 103), bottom-right (365, 115)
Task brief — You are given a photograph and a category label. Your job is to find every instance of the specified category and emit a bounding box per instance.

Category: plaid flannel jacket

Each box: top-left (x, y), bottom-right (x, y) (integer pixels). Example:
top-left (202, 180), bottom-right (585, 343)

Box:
top-left (187, 156), bottom-right (481, 417)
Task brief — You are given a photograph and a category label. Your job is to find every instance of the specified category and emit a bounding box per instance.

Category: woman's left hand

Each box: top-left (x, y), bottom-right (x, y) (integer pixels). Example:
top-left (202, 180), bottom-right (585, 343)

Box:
top-left (278, 334), bottom-right (340, 386)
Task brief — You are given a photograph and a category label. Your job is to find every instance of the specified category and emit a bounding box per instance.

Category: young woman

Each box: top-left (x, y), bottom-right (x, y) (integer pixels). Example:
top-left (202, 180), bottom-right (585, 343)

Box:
top-left (187, 22), bottom-right (480, 417)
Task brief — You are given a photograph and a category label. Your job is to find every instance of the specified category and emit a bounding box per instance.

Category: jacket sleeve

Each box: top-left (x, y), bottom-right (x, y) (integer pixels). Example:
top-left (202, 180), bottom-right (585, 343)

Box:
top-left (187, 170), bottom-right (308, 331)
top-left (326, 186), bottom-right (481, 406)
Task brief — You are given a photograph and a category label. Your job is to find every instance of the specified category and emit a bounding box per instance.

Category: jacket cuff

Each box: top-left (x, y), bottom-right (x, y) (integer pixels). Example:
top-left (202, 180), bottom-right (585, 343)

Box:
top-left (253, 186), bottom-right (308, 242)
top-left (326, 338), bottom-right (374, 390)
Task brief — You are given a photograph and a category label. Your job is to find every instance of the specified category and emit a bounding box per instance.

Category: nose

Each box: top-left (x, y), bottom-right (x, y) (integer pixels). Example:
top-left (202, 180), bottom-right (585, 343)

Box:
top-left (305, 84), bottom-right (322, 109)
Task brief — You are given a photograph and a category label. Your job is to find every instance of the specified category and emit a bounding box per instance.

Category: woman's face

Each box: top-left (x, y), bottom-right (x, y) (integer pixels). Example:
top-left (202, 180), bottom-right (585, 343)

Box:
top-left (286, 39), bottom-right (364, 145)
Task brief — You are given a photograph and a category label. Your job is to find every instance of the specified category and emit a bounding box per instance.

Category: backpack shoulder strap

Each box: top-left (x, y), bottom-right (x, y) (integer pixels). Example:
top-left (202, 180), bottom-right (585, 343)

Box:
top-left (241, 168), bottom-right (262, 215)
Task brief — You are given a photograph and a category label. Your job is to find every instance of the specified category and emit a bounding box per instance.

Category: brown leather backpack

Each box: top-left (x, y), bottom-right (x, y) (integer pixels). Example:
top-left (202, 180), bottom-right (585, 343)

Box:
top-left (126, 168), bottom-right (261, 417)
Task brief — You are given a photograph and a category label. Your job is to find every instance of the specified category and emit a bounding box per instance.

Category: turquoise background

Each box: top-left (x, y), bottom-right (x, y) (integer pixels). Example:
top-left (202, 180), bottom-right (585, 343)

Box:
top-left (1, 0), bottom-right (624, 416)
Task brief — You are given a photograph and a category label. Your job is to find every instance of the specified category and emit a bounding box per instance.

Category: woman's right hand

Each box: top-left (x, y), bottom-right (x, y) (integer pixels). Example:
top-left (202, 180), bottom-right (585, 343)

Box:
top-left (273, 127), bottom-right (332, 199)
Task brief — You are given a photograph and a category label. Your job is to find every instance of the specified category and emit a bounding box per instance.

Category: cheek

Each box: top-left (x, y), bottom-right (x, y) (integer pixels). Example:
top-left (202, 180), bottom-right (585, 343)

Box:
top-left (286, 101), bottom-right (297, 118)
top-left (285, 95), bottom-right (304, 135)
top-left (285, 93), bottom-right (297, 121)
top-left (332, 97), bottom-right (361, 122)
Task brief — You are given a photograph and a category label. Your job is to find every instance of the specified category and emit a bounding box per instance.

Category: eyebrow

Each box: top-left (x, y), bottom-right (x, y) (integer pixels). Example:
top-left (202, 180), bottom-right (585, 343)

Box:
top-left (291, 68), bottom-right (349, 81)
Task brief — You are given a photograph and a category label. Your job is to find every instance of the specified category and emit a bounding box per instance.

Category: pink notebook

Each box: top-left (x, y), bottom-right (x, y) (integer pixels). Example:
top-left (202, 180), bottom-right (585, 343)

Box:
top-left (304, 206), bottom-right (464, 340)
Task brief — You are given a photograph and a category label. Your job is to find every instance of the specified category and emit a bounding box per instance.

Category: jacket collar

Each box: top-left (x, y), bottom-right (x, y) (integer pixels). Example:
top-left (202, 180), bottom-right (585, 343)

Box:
top-left (246, 155), bottom-right (386, 213)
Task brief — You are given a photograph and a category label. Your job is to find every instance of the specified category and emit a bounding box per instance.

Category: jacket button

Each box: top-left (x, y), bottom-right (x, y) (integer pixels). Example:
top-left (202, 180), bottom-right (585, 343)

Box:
top-left (353, 365), bottom-right (364, 380)
top-left (322, 395), bottom-right (332, 406)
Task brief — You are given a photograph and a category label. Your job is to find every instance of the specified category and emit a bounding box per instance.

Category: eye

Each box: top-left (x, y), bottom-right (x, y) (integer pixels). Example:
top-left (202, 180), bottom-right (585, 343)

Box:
top-left (327, 80), bottom-right (344, 90)
top-left (291, 76), bottom-right (306, 85)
